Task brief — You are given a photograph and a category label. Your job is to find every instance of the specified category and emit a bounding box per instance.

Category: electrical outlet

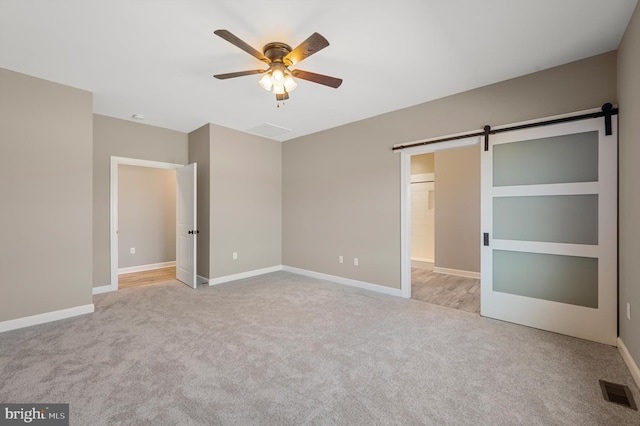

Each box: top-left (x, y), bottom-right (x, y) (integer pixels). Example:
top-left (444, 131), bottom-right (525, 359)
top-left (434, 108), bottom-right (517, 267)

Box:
top-left (130, 247), bottom-right (135, 254)
top-left (354, 258), bottom-right (359, 266)
top-left (233, 252), bottom-right (238, 260)
top-left (627, 302), bottom-right (631, 321)
top-left (339, 255), bottom-right (343, 264)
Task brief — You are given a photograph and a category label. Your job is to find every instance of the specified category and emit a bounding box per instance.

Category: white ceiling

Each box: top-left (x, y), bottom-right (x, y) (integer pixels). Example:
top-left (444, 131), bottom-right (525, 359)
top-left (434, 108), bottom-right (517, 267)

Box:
top-left (0, 0), bottom-right (637, 141)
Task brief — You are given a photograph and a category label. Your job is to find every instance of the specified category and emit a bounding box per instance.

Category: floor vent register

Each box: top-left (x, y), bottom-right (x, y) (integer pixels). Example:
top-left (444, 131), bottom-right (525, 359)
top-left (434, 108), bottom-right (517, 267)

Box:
top-left (599, 379), bottom-right (637, 410)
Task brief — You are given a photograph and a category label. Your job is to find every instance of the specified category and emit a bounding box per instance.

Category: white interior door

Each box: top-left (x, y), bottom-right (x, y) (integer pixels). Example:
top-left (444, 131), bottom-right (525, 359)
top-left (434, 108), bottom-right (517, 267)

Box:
top-left (176, 163), bottom-right (197, 288)
top-left (481, 116), bottom-right (617, 345)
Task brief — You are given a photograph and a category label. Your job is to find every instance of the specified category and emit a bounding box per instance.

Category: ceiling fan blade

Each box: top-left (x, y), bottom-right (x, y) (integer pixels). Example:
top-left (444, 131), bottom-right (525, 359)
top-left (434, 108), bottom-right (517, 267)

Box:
top-left (214, 29), bottom-right (269, 63)
top-left (291, 69), bottom-right (343, 88)
top-left (284, 32), bottom-right (330, 66)
top-left (213, 69), bottom-right (268, 79)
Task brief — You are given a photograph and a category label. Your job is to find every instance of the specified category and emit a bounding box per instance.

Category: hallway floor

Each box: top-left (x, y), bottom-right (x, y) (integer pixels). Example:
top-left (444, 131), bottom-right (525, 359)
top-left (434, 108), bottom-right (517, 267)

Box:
top-left (118, 266), bottom-right (176, 290)
top-left (411, 268), bottom-right (480, 314)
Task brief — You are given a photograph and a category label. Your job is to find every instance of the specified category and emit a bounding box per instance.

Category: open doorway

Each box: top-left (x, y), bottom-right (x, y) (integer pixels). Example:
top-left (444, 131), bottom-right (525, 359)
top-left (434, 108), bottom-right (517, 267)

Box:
top-left (401, 137), bottom-right (481, 314)
top-left (117, 164), bottom-right (177, 290)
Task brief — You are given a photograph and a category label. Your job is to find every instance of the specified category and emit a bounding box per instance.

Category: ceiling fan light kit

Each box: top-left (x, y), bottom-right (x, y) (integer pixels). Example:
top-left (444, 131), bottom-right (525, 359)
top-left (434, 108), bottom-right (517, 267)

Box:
top-left (258, 63), bottom-right (297, 95)
top-left (213, 29), bottom-right (342, 105)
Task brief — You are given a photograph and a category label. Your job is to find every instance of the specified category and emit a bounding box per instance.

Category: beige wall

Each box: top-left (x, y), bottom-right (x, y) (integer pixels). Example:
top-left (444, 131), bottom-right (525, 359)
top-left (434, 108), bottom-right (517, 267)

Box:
top-left (434, 146), bottom-right (480, 272)
top-left (93, 115), bottom-right (188, 287)
top-left (210, 124), bottom-right (282, 278)
top-left (283, 51), bottom-right (617, 289)
top-left (188, 124), bottom-right (211, 279)
top-left (118, 165), bottom-right (176, 268)
top-left (0, 68), bottom-right (93, 322)
top-left (618, 3), bottom-right (640, 368)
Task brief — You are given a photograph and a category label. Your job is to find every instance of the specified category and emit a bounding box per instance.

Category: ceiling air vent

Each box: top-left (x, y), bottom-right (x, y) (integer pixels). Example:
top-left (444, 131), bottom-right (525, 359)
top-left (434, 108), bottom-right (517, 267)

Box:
top-left (248, 123), bottom-right (291, 138)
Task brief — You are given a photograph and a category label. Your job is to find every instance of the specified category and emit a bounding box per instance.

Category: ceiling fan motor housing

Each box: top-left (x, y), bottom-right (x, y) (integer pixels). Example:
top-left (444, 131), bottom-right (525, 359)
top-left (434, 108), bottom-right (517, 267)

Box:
top-left (263, 42), bottom-right (293, 64)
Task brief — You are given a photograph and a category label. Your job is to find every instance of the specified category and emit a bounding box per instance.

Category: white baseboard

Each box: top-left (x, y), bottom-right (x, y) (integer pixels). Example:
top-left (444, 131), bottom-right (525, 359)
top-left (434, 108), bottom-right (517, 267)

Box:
top-left (0, 304), bottom-right (95, 333)
top-left (618, 337), bottom-right (640, 390)
top-left (433, 266), bottom-right (481, 279)
top-left (208, 265), bottom-right (283, 286)
top-left (282, 266), bottom-right (402, 298)
top-left (411, 257), bottom-right (434, 263)
top-left (118, 261), bottom-right (176, 275)
top-left (411, 260), bottom-right (434, 270)
top-left (92, 285), bottom-right (115, 295)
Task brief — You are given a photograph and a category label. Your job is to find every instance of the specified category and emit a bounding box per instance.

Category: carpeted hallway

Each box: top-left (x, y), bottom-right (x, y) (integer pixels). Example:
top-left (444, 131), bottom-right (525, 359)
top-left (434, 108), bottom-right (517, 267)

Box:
top-left (1, 271), bottom-right (639, 425)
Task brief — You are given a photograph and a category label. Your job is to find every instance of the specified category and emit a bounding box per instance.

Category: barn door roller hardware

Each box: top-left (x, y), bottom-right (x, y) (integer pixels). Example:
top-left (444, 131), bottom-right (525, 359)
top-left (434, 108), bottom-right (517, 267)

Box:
top-left (392, 103), bottom-right (618, 152)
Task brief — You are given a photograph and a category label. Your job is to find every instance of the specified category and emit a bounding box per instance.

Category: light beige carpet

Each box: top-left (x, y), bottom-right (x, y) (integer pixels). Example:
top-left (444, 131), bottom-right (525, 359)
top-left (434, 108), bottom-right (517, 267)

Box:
top-left (1, 271), bottom-right (639, 425)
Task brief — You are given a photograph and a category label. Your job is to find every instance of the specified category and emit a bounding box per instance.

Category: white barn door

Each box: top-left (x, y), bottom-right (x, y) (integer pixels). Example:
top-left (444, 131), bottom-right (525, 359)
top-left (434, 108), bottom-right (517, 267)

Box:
top-left (481, 116), bottom-right (617, 345)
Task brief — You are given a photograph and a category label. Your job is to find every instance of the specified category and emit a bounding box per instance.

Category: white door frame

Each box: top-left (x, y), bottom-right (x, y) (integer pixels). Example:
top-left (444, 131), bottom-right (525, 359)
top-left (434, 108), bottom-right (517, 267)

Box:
top-left (399, 136), bottom-right (481, 298)
top-left (94, 156), bottom-right (184, 295)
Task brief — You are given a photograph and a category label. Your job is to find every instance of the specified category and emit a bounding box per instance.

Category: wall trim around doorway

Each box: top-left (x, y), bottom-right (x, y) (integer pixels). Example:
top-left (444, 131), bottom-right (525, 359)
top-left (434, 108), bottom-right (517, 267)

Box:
top-left (109, 156), bottom-right (184, 294)
top-left (398, 136), bottom-right (481, 299)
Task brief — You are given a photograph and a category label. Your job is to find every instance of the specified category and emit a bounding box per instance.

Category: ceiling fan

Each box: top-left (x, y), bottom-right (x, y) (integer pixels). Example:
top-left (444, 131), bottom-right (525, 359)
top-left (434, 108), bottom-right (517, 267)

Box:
top-left (213, 29), bottom-right (343, 102)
